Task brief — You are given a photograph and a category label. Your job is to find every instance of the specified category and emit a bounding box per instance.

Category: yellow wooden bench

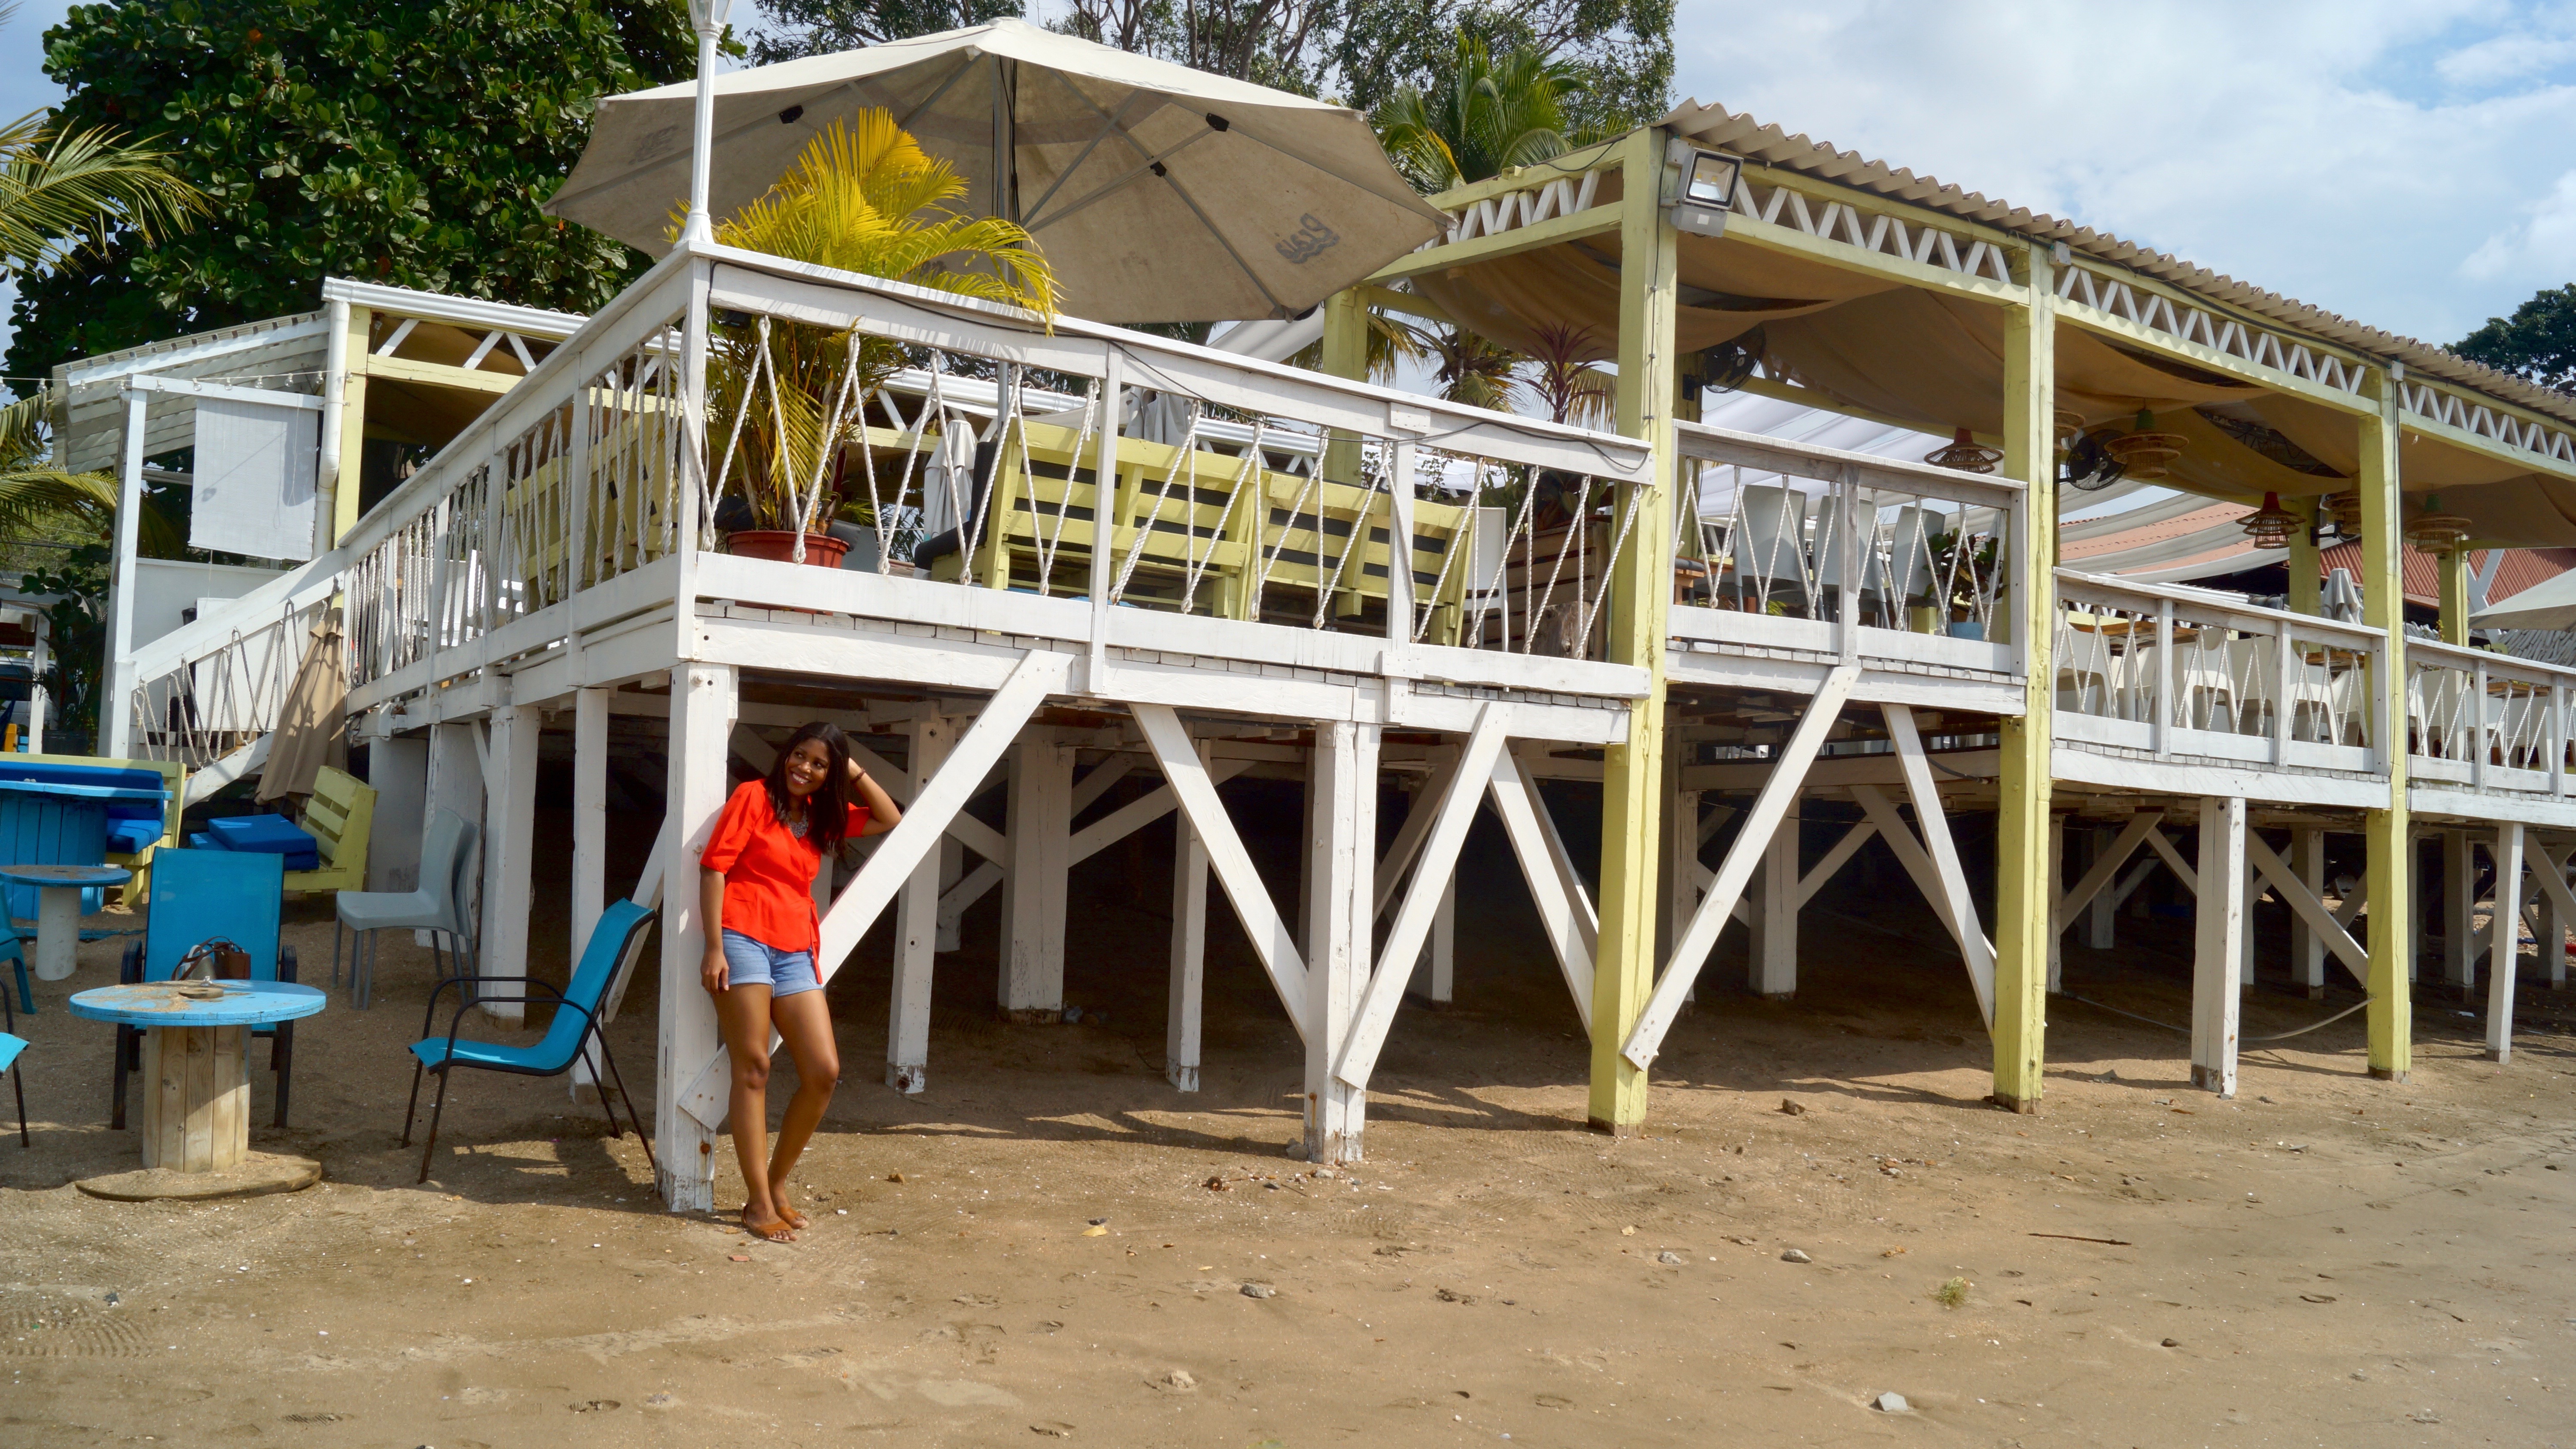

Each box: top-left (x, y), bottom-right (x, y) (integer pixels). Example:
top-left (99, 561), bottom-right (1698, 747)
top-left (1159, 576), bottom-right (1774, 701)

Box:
top-left (957, 420), bottom-right (1475, 634)
top-left (284, 765), bottom-right (377, 896)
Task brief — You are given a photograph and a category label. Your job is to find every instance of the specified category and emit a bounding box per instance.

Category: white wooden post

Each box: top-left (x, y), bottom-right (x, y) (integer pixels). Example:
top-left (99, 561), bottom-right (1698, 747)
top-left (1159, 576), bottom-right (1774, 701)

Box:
top-left (2488, 821), bottom-right (2524, 1063)
top-left (2292, 827), bottom-right (2326, 998)
top-left (655, 662), bottom-right (733, 1211)
top-left (422, 721), bottom-right (484, 951)
top-left (26, 612), bottom-right (47, 753)
top-left (2242, 856), bottom-right (2259, 989)
top-left (2191, 797), bottom-right (2247, 1098)
top-left (1428, 874), bottom-right (1456, 1003)
top-left (1748, 800), bottom-right (1798, 999)
top-left (999, 729), bottom-right (1074, 1021)
top-left (886, 715), bottom-right (954, 1093)
top-left (571, 686), bottom-right (613, 1099)
top-left (478, 701), bottom-right (540, 1024)
top-left (2445, 830), bottom-right (2479, 992)
top-left (2086, 826), bottom-right (2117, 949)
top-left (101, 388), bottom-right (149, 759)
top-left (1166, 738), bottom-right (1209, 1092)
top-left (1304, 718), bottom-right (1377, 1164)
top-left (2047, 813), bottom-right (2066, 994)
top-left (2543, 841), bottom-right (2573, 990)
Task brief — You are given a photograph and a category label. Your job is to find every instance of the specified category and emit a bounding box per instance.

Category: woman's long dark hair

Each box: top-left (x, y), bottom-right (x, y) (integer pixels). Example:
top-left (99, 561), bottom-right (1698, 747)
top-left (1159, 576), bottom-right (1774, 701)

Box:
top-left (764, 721), bottom-right (856, 854)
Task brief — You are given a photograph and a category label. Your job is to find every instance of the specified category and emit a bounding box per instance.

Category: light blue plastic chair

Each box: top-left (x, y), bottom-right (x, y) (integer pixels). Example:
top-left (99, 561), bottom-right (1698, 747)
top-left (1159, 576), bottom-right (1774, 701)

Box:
top-left (111, 849), bottom-right (299, 1130)
top-left (402, 898), bottom-right (657, 1185)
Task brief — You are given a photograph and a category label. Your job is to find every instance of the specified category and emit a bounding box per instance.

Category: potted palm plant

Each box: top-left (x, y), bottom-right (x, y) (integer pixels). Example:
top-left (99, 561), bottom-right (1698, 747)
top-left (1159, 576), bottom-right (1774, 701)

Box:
top-left (704, 111), bottom-right (1058, 565)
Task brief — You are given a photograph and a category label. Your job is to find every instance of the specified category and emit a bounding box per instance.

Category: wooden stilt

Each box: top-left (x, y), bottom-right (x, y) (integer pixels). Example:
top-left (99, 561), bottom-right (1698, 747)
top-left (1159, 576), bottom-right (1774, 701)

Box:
top-left (1991, 238), bottom-right (2058, 1113)
top-left (2293, 827), bottom-right (2326, 998)
top-left (2241, 857), bottom-right (2259, 990)
top-left (2047, 813), bottom-right (2065, 995)
top-left (571, 686), bottom-right (611, 1099)
top-left (887, 715), bottom-right (954, 1094)
top-left (1749, 800), bottom-right (1798, 999)
top-left (2087, 827), bottom-right (2117, 949)
top-left (478, 702), bottom-right (540, 1024)
top-left (1305, 718), bottom-right (1376, 1163)
top-left (999, 731), bottom-right (1074, 1021)
top-left (2532, 840), bottom-right (2573, 989)
top-left (1588, 125), bottom-right (1678, 1137)
top-left (655, 663), bottom-right (733, 1211)
top-left (1167, 739), bottom-right (1209, 1092)
top-left (2360, 366), bottom-right (2412, 1082)
top-left (2488, 822), bottom-right (2524, 1062)
top-left (2445, 830), bottom-right (2479, 992)
top-left (2191, 797), bottom-right (2247, 1098)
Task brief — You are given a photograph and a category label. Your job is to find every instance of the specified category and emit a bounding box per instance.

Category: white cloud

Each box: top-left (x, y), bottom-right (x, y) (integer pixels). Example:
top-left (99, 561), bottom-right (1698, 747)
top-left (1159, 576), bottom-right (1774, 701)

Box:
top-left (2464, 167), bottom-right (2576, 282)
top-left (1672, 0), bottom-right (2576, 346)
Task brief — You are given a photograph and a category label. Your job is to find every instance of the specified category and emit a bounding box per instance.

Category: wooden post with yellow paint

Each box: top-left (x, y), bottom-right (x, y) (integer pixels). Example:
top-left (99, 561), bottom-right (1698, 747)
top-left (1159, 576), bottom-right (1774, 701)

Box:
top-left (1588, 126), bottom-right (1680, 1136)
top-left (1990, 242), bottom-right (2057, 1113)
top-left (2438, 546), bottom-right (2470, 645)
top-left (2360, 368), bottom-right (2412, 1081)
top-left (1320, 288), bottom-right (1369, 478)
top-left (2287, 498), bottom-right (2322, 617)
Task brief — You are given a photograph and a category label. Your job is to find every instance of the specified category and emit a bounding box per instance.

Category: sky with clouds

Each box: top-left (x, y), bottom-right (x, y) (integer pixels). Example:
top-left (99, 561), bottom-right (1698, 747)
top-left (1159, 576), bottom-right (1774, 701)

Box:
top-left (3, 1), bottom-right (2573, 374)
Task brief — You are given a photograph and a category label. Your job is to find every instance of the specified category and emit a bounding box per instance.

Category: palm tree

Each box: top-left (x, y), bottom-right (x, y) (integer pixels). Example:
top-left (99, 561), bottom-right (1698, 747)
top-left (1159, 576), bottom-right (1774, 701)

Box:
top-left (0, 3), bottom-right (206, 549)
top-left (701, 110), bottom-right (1059, 535)
top-left (0, 391), bottom-right (181, 553)
top-left (1373, 30), bottom-right (1590, 194)
top-left (1368, 31), bottom-right (1596, 417)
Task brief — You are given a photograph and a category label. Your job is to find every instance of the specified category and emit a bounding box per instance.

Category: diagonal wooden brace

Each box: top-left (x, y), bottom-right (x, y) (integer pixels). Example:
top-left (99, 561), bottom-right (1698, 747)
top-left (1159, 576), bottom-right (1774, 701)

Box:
top-left (1334, 706), bottom-right (1511, 1091)
top-left (1133, 702), bottom-right (1309, 1037)
top-left (1624, 664), bottom-right (1859, 1070)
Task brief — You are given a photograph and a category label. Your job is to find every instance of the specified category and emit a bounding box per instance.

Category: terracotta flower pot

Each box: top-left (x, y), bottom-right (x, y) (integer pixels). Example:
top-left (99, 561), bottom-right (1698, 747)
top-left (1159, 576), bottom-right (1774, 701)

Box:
top-left (727, 530), bottom-right (849, 567)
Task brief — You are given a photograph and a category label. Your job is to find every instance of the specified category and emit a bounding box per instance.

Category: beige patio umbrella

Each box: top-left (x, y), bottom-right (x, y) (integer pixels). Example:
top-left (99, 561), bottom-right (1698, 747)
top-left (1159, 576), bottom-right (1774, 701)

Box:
top-left (257, 608), bottom-right (348, 803)
top-left (544, 17), bottom-right (1447, 323)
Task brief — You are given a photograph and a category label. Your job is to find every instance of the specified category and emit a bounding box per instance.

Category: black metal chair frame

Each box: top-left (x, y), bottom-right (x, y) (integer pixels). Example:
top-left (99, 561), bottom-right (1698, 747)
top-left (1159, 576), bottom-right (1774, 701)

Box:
top-left (3, 979), bottom-right (26, 1148)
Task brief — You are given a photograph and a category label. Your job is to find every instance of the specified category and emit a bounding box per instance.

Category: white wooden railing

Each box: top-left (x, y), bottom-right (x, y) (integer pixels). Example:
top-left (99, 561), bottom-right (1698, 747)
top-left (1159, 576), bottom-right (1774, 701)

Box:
top-left (2405, 637), bottom-right (2576, 795)
top-left (2052, 569), bottom-right (2384, 774)
top-left (1665, 418), bottom-right (2027, 680)
top-left (117, 240), bottom-right (1662, 758)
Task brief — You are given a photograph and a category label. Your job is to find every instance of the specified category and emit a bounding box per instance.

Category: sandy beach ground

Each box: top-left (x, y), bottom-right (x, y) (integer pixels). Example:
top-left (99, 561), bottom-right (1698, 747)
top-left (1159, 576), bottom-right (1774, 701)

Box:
top-left (3, 810), bottom-right (2571, 1447)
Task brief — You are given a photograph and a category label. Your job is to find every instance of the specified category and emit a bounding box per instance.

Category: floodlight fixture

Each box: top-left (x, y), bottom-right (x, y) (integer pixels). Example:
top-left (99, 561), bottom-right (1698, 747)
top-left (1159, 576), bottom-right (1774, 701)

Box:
top-left (1663, 139), bottom-right (1741, 238)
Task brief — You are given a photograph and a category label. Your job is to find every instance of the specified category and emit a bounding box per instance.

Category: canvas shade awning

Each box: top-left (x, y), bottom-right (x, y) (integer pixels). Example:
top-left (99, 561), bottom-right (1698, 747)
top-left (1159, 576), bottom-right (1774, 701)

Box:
top-left (545, 17), bottom-right (1446, 323)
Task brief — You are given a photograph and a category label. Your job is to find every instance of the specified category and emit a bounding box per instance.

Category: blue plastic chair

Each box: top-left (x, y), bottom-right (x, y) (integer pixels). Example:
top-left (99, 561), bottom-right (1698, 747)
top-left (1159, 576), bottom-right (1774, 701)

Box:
top-left (111, 849), bottom-right (300, 1130)
top-left (402, 898), bottom-right (658, 1185)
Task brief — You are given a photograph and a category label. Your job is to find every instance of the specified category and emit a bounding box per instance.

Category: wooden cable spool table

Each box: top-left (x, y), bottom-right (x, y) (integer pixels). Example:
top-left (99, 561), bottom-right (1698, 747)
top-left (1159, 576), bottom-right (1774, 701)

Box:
top-left (67, 979), bottom-right (326, 1200)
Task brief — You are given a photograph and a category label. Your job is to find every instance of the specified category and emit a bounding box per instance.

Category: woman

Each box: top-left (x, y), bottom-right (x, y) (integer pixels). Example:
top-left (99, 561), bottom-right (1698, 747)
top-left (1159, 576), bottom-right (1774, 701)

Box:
top-left (699, 721), bottom-right (901, 1241)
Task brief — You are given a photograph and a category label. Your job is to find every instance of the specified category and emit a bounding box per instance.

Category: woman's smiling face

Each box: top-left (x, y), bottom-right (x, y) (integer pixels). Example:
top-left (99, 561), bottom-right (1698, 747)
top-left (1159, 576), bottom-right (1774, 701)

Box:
top-left (782, 737), bottom-right (835, 799)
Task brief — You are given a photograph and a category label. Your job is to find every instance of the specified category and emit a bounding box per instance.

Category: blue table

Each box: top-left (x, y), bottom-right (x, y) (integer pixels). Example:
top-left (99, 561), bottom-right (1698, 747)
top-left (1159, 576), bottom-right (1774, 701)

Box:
top-left (70, 980), bottom-right (324, 1176)
top-left (0, 863), bottom-right (129, 982)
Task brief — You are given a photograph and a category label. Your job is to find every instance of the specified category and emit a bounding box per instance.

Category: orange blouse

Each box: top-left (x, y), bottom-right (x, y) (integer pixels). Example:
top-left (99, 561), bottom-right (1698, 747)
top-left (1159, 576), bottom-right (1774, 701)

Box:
top-left (701, 779), bottom-right (870, 955)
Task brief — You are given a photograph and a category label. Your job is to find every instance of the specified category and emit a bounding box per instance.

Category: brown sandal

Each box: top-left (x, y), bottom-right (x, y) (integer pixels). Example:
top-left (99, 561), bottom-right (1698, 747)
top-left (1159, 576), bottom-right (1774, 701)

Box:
top-left (775, 1204), bottom-right (811, 1231)
top-left (741, 1211), bottom-right (796, 1243)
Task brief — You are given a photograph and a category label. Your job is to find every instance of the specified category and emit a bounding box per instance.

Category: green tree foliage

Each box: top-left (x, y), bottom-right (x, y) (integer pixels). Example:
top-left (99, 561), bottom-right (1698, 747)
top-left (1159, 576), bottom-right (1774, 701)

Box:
top-left (1373, 29), bottom-right (1584, 191)
top-left (5, 0), bottom-right (702, 382)
top-left (746, 0), bottom-right (1024, 63)
top-left (2455, 283), bottom-right (2576, 396)
top-left (19, 542), bottom-right (109, 746)
top-left (1048, 0), bottom-right (1671, 133)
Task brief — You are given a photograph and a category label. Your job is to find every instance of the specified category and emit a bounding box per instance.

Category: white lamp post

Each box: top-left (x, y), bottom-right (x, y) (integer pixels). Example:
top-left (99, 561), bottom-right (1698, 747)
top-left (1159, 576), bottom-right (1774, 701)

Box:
top-left (681, 0), bottom-right (734, 244)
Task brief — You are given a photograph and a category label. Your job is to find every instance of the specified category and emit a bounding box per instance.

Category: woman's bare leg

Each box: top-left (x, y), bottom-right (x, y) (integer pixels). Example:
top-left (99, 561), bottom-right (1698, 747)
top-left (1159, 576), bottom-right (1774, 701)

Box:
top-left (714, 982), bottom-right (791, 1239)
top-left (764, 988), bottom-right (841, 1220)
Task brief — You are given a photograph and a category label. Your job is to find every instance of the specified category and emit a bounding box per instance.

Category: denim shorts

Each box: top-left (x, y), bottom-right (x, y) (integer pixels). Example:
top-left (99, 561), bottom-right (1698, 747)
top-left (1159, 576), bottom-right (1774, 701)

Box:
top-left (721, 930), bottom-right (820, 998)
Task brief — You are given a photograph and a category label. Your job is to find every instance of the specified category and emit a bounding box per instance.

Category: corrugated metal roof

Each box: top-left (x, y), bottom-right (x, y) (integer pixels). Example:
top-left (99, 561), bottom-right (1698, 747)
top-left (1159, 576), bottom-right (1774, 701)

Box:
top-left (1662, 101), bottom-right (2576, 433)
top-left (2315, 542), bottom-right (2576, 607)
